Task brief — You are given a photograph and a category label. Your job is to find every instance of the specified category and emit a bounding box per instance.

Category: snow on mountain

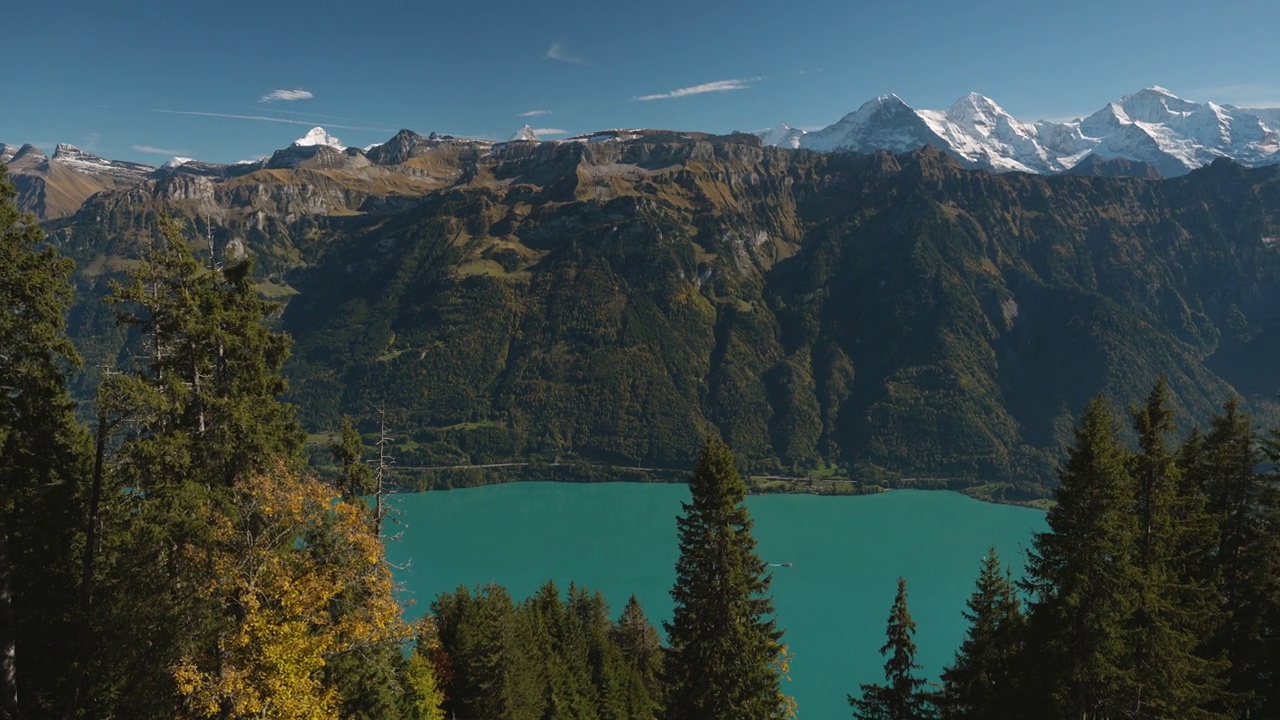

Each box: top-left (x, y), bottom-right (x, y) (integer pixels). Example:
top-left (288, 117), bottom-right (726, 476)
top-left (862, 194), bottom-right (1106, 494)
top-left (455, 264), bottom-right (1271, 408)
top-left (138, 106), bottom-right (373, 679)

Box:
top-left (52, 143), bottom-right (118, 171)
top-left (784, 86), bottom-right (1280, 176)
top-left (50, 144), bottom-right (154, 181)
top-left (509, 125), bottom-right (540, 142)
top-left (915, 93), bottom-right (1053, 172)
top-left (9, 86), bottom-right (1280, 187)
top-left (754, 123), bottom-right (806, 149)
top-left (801, 94), bottom-right (948, 155)
top-left (292, 127), bottom-right (345, 150)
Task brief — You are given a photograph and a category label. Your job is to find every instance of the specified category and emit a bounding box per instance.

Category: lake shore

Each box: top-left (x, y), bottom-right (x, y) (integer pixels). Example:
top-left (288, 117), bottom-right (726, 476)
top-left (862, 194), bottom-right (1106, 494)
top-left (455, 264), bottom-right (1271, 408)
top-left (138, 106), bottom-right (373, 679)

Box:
top-left (364, 457), bottom-right (1054, 509)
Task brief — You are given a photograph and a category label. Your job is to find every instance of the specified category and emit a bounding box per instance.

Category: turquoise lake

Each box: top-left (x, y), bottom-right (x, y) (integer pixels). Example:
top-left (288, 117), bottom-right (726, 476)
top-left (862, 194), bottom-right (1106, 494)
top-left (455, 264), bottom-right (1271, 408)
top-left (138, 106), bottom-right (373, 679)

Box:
top-left (386, 483), bottom-right (1047, 719)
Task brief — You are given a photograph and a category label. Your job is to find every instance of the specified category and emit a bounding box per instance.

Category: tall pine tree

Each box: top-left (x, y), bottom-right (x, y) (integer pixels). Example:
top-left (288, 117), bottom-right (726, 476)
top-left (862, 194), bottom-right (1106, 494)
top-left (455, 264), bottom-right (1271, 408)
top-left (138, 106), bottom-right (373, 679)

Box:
top-left (610, 595), bottom-right (663, 711)
top-left (0, 164), bottom-right (89, 719)
top-left (936, 550), bottom-right (1025, 720)
top-left (663, 436), bottom-right (793, 720)
top-left (1197, 399), bottom-right (1280, 718)
top-left (1125, 379), bottom-right (1224, 717)
top-left (851, 577), bottom-right (930, 720)
top-left (1023, 395), bottom-right (1137, 719)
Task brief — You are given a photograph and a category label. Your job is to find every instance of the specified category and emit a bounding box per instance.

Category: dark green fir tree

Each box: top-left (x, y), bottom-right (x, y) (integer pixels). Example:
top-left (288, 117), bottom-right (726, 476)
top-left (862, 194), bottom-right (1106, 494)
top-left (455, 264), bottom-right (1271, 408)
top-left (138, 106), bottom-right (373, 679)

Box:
top-left (610, 595), bottom-right (663, 709)
top-left (663, 436), bottom-right (793, 720)
top-left (936, 549), bottom-right (1025, 720)
top-left (0, 163), bottom-right (90, 719)
top-left (1197, 399), bottom-right (1280, 718)
top-left (1022, 395), bottom-right (1137, 719)
top-left (332, 414), bottom-right (376, 501)
top-left (850, 577), bottom-right (930, 720)
top-left (1125, 379), bottom-right (1225, 717)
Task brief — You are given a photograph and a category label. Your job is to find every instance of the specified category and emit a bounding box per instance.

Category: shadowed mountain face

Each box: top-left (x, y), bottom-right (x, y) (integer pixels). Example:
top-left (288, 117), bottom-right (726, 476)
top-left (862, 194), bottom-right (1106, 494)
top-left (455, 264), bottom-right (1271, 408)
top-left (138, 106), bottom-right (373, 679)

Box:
top-left (51, 134), bottom-right (1280, 489)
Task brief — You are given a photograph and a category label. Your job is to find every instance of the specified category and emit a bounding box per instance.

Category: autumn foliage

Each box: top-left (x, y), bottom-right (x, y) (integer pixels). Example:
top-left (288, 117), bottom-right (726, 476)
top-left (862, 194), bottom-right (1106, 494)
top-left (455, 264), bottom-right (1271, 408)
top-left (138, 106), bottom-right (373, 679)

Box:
top-left (172, 466), bottom-right (405, 718)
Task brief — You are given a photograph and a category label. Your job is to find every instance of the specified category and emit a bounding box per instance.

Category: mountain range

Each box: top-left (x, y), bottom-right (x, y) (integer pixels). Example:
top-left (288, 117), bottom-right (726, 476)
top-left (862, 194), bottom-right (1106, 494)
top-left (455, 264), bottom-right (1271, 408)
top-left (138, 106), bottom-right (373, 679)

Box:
top-left (9, 86), bottom-right (1280, 496)
top-left (6, 86), bottom-right (1279, 224)
top-left (756, 86), bottom-right (1280, 177)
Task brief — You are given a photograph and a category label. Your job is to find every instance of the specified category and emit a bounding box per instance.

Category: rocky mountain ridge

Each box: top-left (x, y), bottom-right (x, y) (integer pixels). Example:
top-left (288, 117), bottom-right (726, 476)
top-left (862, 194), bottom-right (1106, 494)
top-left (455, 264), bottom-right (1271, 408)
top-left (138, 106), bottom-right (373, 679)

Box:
top-left (2, 142), bottom-right (155, 220)
top-left (9, 87), bottom-right (1280, 223)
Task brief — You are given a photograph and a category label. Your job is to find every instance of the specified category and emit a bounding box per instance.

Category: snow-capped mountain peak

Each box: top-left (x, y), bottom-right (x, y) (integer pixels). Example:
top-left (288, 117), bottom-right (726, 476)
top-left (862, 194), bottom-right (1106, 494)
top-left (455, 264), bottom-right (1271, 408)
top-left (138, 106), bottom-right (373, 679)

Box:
top-left (53, 143), bottom-right (109, 167)
top-left (509, 125), bottom-right (540, 142)
top-left (799, 94), bottom-right (937, 154)
top-left (767, 86), bottom-right (1280, 177)
top-left (163, 156), bottom-right (196, 169)
top-left (944, 92), bottom-right (1014, 134)
top-left (292, 127), bottom-right (345, 150)
top-left (49, 143), bottom-right (154, 180)
top-left (1119, 86), bottom-right (1199, 123)
top-left (754, 122), bottom-right (806, 149)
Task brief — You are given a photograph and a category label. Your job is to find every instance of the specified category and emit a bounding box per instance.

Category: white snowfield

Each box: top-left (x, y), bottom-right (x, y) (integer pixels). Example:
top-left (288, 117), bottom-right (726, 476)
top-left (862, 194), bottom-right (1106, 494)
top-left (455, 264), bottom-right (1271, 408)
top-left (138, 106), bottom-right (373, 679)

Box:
top-left (754, 86), bottom-right (1280, 176)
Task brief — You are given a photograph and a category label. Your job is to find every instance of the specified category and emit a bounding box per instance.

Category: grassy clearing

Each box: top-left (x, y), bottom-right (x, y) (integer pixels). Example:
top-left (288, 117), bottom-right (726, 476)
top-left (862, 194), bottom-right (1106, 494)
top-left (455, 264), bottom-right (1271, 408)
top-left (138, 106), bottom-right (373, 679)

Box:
top-left (79, 254), bottom-right (139, 277)
top-left (456, 259), bottom-right (529, 279)
top-left (438, 420), bottom-right (505, 431)
top-left (255, 281), bottom-right (299, 299)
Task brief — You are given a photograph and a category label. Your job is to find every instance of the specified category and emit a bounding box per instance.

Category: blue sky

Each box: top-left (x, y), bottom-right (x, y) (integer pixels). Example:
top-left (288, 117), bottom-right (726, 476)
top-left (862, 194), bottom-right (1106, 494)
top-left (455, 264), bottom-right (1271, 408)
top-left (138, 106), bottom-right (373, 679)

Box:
top-left (7, 0), bottom-right (1280, 165)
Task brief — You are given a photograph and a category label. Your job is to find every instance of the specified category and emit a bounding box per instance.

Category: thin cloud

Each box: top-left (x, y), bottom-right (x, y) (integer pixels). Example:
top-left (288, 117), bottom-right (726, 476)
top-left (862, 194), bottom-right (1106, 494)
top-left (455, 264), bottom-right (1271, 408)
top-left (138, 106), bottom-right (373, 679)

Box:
top-left (519, 109), bottom-right (552, 117)
top-left (546, 43), bottom-right (588, 65)
top-left (635, 78), bottom-right (760, 102)
top-left (260, 89), bottom-right (314, 103)
top-left (152, 109), bottom-right (394, 133)
top-left (132, 144), bottom-right (188, 156)
top-left (531, 128), bottom-right (567, 136)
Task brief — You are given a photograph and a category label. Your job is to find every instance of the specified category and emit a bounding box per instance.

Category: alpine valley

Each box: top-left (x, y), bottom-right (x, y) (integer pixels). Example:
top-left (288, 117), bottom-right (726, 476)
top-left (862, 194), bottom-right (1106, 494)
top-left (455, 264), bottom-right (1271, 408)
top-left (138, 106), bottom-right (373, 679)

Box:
top-left (12, 85), bottom-right (1280, 499)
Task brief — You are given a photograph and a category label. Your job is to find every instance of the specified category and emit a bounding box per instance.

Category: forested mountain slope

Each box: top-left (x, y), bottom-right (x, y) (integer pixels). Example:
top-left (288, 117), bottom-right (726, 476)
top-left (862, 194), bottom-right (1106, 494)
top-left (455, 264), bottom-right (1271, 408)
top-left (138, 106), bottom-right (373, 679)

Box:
top-left (50, 133), bottom-right (1280, 490)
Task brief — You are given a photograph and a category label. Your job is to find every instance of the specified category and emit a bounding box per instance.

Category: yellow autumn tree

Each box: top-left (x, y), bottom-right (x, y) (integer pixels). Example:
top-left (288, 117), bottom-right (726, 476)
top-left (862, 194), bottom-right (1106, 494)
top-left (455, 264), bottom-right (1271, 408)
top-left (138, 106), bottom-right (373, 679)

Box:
top-left (172, 464), bottom-right (421, 719)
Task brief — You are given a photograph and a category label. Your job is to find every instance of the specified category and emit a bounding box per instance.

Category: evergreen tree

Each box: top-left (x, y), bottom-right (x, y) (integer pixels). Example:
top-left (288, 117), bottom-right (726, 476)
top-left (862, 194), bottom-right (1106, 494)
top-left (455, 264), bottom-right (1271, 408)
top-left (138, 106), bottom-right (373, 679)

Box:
top-left (936, 550), bottom-right (1024, 720)
top-left (432, 581), bottom-right (657, 720)
top-left (433, 583), bottom-right (542, 720)
top-left (1125, 379), bottom-right (1225, 717)
top-left (663, 436), bottom-right (793, 720)
top-left (1022, 395), bottom-right (1137, 719)
top-left (332, 414), bottom-right (375, 501)
top-left (0, 164), bottom-right (89, 718)
top-left (850, 577), bottom-right (930, 720)
top-left (1197, 399), bottom-right (1280, 718)
top-left (610, 595), bottom-right (663, 710)
top-left (107, 216), bottom-right (302, 489)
